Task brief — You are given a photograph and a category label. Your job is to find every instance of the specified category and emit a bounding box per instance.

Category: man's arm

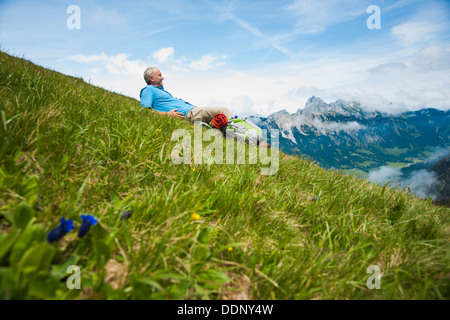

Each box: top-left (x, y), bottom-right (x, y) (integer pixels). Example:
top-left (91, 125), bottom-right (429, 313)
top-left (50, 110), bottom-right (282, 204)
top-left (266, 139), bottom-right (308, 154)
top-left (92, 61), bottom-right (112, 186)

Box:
top-left (153, 108), bottom-right (185, 119)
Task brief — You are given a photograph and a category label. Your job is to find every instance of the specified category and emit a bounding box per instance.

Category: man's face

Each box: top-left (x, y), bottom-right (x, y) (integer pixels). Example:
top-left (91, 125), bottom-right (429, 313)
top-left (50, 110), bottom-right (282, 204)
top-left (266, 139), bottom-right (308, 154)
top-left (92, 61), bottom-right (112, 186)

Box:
top-left (150, 69), bottom-right (164, 87)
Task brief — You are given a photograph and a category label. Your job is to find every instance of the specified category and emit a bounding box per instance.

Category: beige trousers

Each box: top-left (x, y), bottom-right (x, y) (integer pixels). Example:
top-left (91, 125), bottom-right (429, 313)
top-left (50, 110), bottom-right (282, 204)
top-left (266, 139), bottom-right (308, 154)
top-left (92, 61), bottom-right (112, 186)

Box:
top-left (185, 107), bottom-right (233, 123)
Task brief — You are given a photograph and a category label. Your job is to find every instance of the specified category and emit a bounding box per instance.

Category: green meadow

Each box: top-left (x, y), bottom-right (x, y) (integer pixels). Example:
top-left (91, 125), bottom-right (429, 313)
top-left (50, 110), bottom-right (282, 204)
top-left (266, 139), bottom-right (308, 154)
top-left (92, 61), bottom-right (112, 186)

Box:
top-left (0, 51), bottom-right (449, 300)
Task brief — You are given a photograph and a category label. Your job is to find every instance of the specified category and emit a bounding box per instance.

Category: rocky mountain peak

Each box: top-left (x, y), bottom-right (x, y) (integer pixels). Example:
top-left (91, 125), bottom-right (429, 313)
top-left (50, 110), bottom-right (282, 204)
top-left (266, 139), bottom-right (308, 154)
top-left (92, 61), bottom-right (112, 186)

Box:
top-left (300, 96), bottom-right (360, 117)
top-left (301, 96), bottom-right (328, 115)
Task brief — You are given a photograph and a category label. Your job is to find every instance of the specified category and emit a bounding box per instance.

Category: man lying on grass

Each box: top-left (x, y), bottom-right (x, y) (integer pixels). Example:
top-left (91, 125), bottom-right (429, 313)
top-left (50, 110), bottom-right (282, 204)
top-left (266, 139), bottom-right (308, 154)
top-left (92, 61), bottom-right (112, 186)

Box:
top-left (140, 67), bottom-right (233, 123)
top-left (140, 66), bottom-right (270, 148)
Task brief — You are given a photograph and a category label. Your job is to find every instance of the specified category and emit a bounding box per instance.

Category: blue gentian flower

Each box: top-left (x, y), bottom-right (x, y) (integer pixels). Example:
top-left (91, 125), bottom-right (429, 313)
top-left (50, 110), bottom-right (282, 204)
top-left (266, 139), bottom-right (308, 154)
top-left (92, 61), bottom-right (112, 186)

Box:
top-left (78, 215), bottom-right (98, 239)
top-left (120, 211), bottom-right (132, 221)
top-left (47, 217), bottom-right (75, 243)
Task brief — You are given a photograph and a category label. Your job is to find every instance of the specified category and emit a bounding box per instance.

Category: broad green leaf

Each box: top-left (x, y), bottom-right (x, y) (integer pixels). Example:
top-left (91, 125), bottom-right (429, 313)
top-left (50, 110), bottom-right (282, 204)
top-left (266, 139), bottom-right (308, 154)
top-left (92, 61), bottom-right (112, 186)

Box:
top-left (17, 243), bottom-right (55, 279)
top-left (50, 255), bottom-right (80, 280)
top-left (13, 202), bottom-right (33, 230)
top-left (192, 245), bottom-right (210, 263)
top-left (9, 224), bottom-right (45, 266)
top-left (0, 230), bottom-right (21, 263)
top-left (29, 274), bottom-right (62, 299)
top-left (197, 228), bottom-right (210, 244)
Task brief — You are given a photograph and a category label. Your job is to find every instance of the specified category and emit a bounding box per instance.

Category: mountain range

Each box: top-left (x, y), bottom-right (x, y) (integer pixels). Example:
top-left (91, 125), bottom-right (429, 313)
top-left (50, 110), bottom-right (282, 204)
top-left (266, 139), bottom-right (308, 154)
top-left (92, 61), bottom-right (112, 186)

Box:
top-left (250, 96), bottom-right (450, 201)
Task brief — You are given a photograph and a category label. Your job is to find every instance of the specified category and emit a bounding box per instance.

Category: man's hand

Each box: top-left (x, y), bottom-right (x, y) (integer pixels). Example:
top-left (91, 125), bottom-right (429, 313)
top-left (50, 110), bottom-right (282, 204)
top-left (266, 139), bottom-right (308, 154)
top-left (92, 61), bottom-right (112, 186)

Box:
top-left (167, 109), bottom-right (185, 119)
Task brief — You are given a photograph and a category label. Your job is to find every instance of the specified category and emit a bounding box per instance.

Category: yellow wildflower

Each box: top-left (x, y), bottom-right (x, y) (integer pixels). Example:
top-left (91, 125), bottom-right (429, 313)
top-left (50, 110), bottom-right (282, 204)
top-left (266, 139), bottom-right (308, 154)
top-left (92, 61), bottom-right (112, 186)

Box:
top-left (192, 213), bottom-right (201, 220)
top-left (228, 247), bottom-right (233, 252)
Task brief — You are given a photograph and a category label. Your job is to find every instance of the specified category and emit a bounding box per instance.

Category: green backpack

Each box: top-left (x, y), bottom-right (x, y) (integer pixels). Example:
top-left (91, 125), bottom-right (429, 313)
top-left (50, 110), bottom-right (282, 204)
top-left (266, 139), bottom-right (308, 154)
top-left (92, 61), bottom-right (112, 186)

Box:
top-left (219, 117), bottom-right (264, 146)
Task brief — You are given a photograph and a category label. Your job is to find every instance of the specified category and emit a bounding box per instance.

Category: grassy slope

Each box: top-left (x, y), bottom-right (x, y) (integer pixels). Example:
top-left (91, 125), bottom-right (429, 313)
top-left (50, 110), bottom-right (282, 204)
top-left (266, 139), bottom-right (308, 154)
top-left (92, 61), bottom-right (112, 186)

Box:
top-left (0, 51), bottom-right (449, 300)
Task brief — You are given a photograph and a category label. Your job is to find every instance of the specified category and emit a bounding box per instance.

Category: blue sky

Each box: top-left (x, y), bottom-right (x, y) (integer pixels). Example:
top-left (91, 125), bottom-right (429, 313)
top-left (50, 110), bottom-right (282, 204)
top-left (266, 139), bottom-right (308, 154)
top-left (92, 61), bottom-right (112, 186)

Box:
top-left (1, 0), bottom-right (450, 116)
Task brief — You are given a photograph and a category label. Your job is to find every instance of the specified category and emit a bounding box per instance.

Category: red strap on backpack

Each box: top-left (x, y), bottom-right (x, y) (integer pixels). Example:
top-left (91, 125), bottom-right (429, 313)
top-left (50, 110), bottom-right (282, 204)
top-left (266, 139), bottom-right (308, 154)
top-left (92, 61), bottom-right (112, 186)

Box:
top-left (211, 113), bottom-right (228, 129)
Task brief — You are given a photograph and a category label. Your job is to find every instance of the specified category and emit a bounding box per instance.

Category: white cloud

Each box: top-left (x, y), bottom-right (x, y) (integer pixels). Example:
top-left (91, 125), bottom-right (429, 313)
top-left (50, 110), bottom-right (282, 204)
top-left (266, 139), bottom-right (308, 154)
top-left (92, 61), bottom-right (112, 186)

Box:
top-left (67, 53), bottom-right (147, 76)
top-left (391, 21), bottom-right (441, 45)
top-left (285, 0), bottom-right (369, 34)
top-left (391, 1), bottom-right (449, 45)
top-left (105, 53), bottom-right (147, 75)
top-left (65, 50), bottom-right (231, 104)
top-left (229, 95), bottom-right (256, 117)
top-left (163, 40), bottom-right (450, 116)
top-left (218, 4), bottom-right (295, 59)
top-left (364, 42), bottom-right (450, 111)
top-left (68, 53), bottom-right (109, 63)
top-left (84, 72), bottom-right (145, 99)
top-left (411, 41), bottom-right (450, 72)
top-left (427, 146), bottom-right (450, 165)
top-left (311, 119), bottom-right (367, 132)
top-left (368, 166), bottom-right (402, 184)
top-left (368, 166), bottom-right (441, 200)
top-left (225, 13), bottom-right (264, 38)
top-left (406, 170), bottom-right (439, 199)
top-left (163, 70), bottom-right (295, 116)
top-left (189, 55), bottom-right (227, 70)
top-left (152, 47), bottom-right (175, 63)
top-left (385, 0), bottom-right (418, 12)
top-left (171, 64), bottom-right (189, 72)
top-left (368, 62), bottom-right (408, 76)
top-left (287, 41), bottom-right (450, 114)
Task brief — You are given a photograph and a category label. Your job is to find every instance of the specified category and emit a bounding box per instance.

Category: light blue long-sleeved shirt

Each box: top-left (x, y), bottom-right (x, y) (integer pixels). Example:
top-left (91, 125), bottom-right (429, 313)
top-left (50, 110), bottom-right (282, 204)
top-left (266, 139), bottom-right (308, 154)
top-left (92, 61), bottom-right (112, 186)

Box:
top-left (140, 85), bottom-right (195, 116)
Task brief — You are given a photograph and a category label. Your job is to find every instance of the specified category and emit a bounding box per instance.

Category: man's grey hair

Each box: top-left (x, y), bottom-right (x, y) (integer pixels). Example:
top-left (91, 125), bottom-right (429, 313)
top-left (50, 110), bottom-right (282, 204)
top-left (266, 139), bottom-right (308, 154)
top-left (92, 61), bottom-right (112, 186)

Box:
top-left (144, 66), bottom-right (158, 85)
